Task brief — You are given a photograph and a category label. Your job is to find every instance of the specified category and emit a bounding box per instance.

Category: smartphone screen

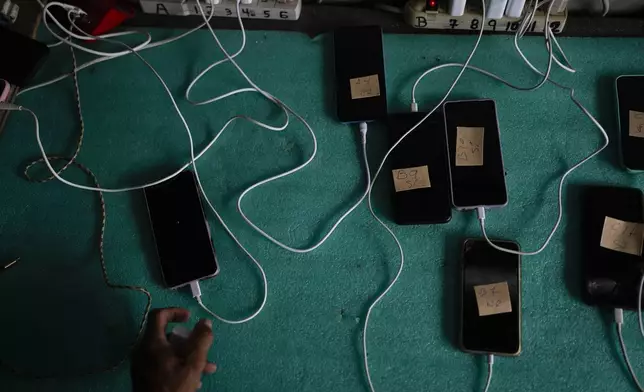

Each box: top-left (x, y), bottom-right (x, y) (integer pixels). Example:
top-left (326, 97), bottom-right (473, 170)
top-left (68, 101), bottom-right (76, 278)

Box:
top-left (461, 239), bottom-right (521, 356)
top-left (444, 100), bottom-right (508, 209)
top-left (581, 185), bottom-right (644, 310)
top-left (144, 171), bottom-right (218, 289)
top-left (333, 26), bottom-right (387, 123)
top-left (0, 27), bottom-right (49, 87)
top-left (616, 76), bottom-right (644, 171)
top-left (388, 112), bottom-right (451, 224)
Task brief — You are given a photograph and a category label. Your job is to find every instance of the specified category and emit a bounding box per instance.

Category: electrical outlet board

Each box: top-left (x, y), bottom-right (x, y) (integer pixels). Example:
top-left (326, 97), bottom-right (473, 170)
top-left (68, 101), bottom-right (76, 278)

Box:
top-left (404, 0), bottom-right (567, 34)
top-left (139, 0), bottom-right (302, 21)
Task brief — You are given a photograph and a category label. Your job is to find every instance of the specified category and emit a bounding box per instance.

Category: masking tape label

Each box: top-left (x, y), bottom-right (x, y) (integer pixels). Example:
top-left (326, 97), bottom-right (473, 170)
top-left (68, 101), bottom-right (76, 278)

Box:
top-left (474, 281), bottom-right (512, 317)
top-left (629, 110), bottom-right (644, 138)
top-left (455, 126), bottom-right (484, 167)
top-left (392, 165), bottom-right (431, 192)
top-left (349, 74), bottom-right (380, 100)
top-left (600, 216), bottom-right (644, 256)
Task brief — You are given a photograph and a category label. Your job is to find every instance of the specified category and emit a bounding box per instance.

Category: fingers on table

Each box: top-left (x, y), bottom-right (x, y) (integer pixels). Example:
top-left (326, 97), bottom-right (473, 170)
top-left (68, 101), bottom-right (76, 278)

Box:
top-left (147, 307), bottom-right (191, 342)
top-left (186, 319), bottom-right (214, 373)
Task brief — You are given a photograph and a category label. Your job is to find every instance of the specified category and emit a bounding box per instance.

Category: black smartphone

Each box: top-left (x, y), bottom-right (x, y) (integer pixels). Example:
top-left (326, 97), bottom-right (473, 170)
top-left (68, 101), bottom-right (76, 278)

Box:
top-left (0, 27), bottom-right (49, 87)
top-left (581, 185), bottom-right (644, 310)
top-left (144, 171), bottom-right (219, 289)
top-left (444, 99), bottom-right (508, 210)
top-left (616, 76), bottom-right (644, 172)
top-left (388, 112), bottom-right (451, 224)
top-left (461, 238), bottom-right (521, 356)
top-left (333, 26), bottom-right (387, 123)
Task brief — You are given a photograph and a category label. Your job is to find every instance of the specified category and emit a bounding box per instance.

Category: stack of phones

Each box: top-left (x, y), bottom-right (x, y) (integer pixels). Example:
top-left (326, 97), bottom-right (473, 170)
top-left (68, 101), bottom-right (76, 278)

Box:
top-left (387, 99), bottom-right (508, 224)
top-left (387, 101), bottom-right (520, 356)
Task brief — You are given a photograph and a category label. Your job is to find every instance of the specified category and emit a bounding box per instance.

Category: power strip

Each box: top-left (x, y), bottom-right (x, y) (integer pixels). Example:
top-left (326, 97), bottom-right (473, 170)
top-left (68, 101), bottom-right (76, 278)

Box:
top-left (139, 0), bottom-right (302, 20)
top-left (404, 0), bottom-right (567, 33)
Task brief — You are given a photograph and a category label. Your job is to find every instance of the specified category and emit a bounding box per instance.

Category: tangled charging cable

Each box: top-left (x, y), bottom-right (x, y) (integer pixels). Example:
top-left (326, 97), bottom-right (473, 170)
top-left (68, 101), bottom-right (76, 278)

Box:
top-left (412, 0), bottom-right (608, 258)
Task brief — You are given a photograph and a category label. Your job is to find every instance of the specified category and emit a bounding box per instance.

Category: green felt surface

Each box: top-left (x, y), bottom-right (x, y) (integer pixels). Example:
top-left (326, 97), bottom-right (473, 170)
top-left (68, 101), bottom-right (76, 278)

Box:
top-left (2, 28), bottom-right (644, 392)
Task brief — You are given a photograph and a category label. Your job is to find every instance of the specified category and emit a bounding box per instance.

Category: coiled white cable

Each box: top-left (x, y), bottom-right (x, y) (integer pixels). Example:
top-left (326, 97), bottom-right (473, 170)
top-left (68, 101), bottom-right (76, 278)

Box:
top-left (185, 0), bottom-right (373, 254)
top-left (11, 5), bottom-right (271, 325)
top-left (41, 2), bottom-right (152, 57)
top-left (18, 2), bottom-right (216, 96)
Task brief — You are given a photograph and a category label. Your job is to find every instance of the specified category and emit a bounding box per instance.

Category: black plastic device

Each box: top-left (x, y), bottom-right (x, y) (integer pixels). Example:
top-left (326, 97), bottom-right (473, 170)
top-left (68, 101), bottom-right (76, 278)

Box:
top-left (144, 171), bottom-right (219, 289)
top-left (461, 238), bottom-right (521, 356)
top-left (581, 185), bottom-right (644, 310)
top-left (0, 27), bottom-right (49, 87)
top-left (388, 112), bottom-right (451, 224)
top-left (444, 99), bottom-right (508, 210)
top-left (333, 26), bottom-right (387, 123)
top-left (616, 75), bottom-right (644, 172)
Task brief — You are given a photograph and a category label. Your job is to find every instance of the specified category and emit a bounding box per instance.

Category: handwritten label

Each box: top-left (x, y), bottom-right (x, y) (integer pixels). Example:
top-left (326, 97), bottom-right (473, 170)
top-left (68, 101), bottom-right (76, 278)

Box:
top-left (455, 126), bottom-right (484, 166)
top-left (392, 165), bottom-right (431, 192)
top-left (349, 75), bottom-right (380, 100)
top-left (629, 110), bottom-right (644, 138)
top-left (474, 282), bottom-right (512, 317)
top-left (600, 216), bottom-right (644, 256)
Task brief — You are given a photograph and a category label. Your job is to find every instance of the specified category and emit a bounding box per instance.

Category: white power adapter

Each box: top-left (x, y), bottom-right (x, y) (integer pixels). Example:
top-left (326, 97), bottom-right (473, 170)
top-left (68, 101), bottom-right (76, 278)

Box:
top-left (487, 0), bottom-right (508, 18)
top-left (505, 0), bottom-right (526, 17)
top-left (449, 0), bottom-right (466, 16)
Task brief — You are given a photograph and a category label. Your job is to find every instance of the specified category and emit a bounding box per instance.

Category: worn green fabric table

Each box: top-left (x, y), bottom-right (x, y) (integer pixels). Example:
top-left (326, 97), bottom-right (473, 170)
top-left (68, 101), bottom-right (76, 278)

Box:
top-left (2, 27), bottom-right (644, 392)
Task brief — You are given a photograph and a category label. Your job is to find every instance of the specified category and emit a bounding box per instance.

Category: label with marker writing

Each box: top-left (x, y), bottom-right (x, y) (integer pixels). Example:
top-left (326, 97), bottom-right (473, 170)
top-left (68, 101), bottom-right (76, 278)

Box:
top-left (392, 165), bottom-right (431, 192)
top-left (600, 216), bottom-right (644, 256)
top-left (349, 74), bottom-right (380, 100)
top-left (455, 126), bottom-right (484, 166)
top-left (474, 281), bottom-right (512, 317)
top-left (629, 110), bottom-right (644, 138)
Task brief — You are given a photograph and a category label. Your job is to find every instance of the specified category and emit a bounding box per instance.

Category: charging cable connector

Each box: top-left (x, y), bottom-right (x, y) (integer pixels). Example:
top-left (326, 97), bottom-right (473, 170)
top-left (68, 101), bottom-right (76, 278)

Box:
top-left (189, 280), bottom-right (202, 298)
top-left (483, 354), bottom-right (495, 392)
top-left (615, 308), bottom-right (644, 391)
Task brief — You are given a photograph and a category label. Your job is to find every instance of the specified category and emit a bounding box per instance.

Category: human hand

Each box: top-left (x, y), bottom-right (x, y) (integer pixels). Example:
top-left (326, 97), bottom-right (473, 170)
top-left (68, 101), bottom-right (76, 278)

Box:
top-left (131, 308), bottom-right (217, 392)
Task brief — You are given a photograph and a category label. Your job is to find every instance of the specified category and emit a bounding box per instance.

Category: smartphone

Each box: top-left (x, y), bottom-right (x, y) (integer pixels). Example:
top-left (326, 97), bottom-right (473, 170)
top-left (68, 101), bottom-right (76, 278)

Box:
top-left (388, 111), bottom-right (451, 224)
top-left (333, 26), bottom-right (387, 123)
top-left (581, 185), bottom-right (644, 310)
top-left (0, 27), bottom-right (49, 87)
top-left (461, 238), bottom-right (521, 356)
top-left (144, 171), bottom-right (219, 289)
top-left (616, 76), bottom-right (644, 172)
top-left (444, 99), bottom-right (508, 210)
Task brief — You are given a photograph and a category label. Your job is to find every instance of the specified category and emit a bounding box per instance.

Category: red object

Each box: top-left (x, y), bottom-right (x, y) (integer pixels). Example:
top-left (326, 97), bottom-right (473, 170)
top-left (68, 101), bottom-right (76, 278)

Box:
top-left (66, 0), bottom-right (134, 36)
top-left (91, 6), bottom-right (133, 36)
top-left (430, 1), bottom-right (436, 5)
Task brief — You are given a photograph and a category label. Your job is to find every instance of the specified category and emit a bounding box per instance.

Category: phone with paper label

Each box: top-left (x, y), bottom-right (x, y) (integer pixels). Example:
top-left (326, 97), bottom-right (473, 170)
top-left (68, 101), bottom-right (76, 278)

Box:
top-left (444, 99), bottom-right (508, 210)
top-left (388, 112), bottom-right (451, 224)
top-left (581, 185), bottom-right (644, 310)
top-left (616, 76), bottom-right (644, 172)
top-left (461, 238), bottom-right (521, 356)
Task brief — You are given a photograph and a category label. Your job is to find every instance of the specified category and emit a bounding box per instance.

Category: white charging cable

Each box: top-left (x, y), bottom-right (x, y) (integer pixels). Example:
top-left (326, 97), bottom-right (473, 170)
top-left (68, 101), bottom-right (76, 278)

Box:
top-left (183, 0), bottom-right (373, 256)
top-left (638, 273), bottom-right (644, 339)
top-left (41, 2), bottom-right (153, 57)
top-left (361, 1), bottom-right (486, 390)
top-left (615, 308), bottom-right (644, 391)
top-left (18, 1), bottom-right (215, 96)
top-left (412, 0), bottom-right (609, 257)
top-left (483, 354), bottom-right (495, 392)
top-left (5, 8), bottom-right (274, 324)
